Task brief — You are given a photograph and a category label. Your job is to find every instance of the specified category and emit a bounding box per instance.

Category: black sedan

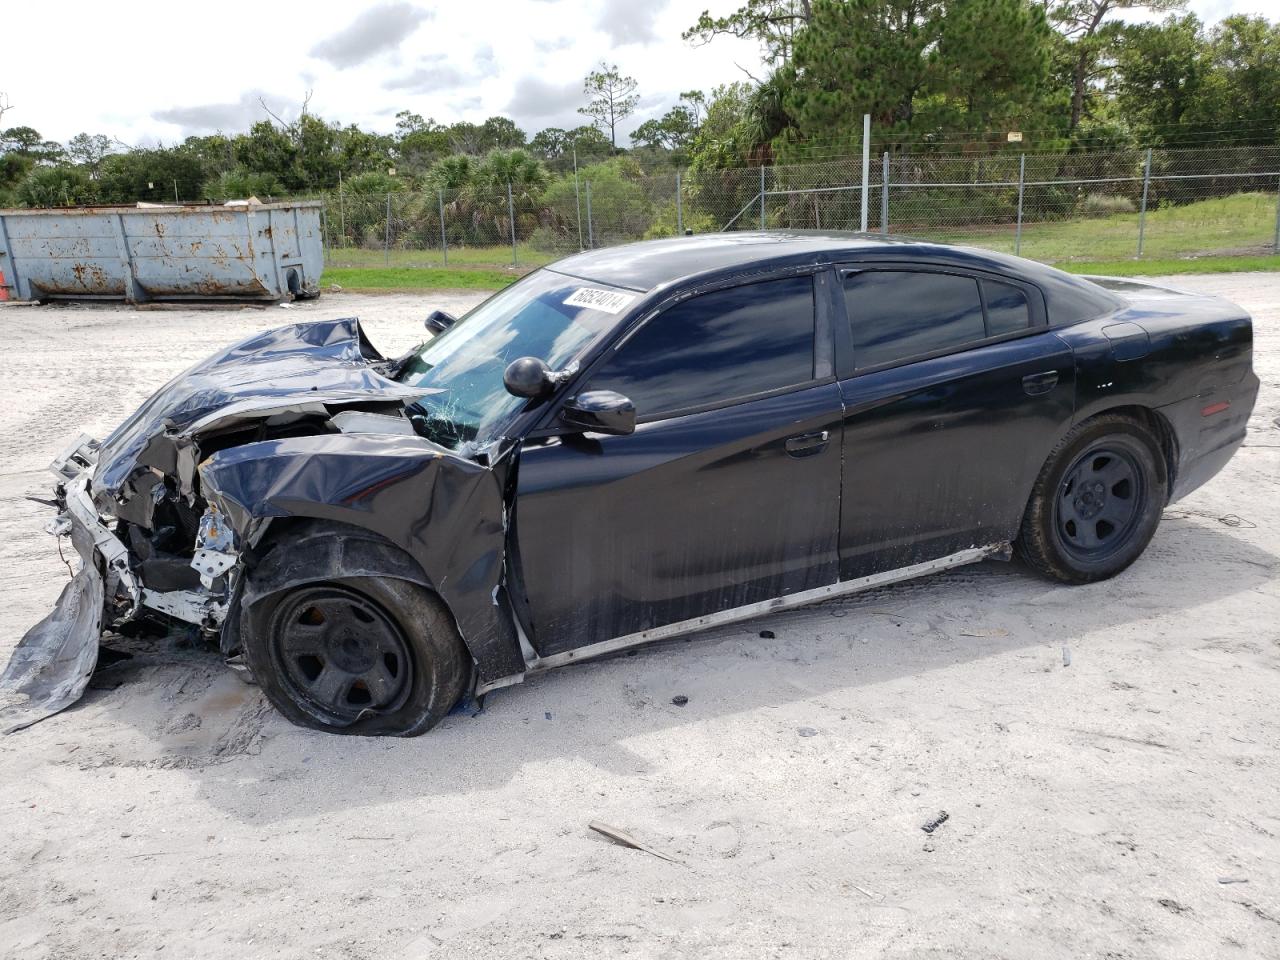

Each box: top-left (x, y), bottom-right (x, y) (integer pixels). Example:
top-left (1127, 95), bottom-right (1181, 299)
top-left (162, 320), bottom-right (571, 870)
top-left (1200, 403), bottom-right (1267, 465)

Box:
top-left (1, 233), bottom-right (1259, 736)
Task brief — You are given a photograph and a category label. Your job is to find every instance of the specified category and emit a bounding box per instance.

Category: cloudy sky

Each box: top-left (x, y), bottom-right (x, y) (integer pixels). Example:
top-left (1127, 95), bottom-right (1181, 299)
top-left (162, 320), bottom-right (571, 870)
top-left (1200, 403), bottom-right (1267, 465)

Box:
top-left (2, 0), bottom-right (1274, 148)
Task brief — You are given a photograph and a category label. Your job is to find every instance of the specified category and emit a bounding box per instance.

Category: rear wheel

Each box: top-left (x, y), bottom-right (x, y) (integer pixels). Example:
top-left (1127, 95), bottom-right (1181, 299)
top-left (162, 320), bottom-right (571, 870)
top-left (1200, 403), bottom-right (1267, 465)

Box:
top-left (1017, 414), bottom-right (1167, 584)
top-left (240, 536), bottom-right (468, 736)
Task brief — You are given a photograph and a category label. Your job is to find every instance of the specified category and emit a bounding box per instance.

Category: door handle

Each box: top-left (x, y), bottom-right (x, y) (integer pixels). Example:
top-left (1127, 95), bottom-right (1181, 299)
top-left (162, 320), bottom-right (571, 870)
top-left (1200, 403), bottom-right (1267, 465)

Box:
top-left (1022, 370), bottom-right (1059, 397)
top-left (785, 430), bottom-right (830, 457)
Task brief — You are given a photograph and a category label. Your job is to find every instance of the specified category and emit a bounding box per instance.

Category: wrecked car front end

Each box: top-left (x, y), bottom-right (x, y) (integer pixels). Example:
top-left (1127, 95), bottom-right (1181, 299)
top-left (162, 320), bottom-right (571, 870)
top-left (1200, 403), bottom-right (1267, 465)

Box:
top-left (0, 432), bottom-right (244, 732)
top-left (0, 317), bottom-right (523, 732)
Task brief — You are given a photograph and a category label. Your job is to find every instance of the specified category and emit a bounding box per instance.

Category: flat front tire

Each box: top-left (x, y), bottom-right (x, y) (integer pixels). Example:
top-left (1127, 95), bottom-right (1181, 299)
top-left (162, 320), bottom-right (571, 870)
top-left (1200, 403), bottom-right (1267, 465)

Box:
top-left (1017, 414), bottom-right (1167, 584)
top-left (241, 565), bottom-right (468, 737)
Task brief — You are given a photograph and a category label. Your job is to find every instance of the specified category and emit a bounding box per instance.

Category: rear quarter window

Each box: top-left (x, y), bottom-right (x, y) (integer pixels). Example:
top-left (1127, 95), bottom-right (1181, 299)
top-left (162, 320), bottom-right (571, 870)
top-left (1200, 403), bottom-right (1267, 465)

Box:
top-left (982, 280), bottom-right (1032, 336)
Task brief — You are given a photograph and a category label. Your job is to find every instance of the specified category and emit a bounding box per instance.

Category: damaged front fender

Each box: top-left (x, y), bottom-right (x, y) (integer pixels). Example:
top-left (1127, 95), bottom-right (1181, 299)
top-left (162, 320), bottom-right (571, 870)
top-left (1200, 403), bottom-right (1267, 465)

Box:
top-left (199, 433), bottom-right (526, 687)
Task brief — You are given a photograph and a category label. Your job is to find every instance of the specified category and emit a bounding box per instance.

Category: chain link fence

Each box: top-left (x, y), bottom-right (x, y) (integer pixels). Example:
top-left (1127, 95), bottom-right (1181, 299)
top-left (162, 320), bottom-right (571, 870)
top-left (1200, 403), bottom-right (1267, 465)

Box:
top-left (319, 145), bottom-right (1280, 274)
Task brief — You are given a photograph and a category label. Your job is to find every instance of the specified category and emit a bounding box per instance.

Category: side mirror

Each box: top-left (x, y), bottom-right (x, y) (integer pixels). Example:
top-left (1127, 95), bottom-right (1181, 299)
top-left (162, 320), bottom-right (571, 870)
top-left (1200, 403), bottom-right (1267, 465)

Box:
top-left (503, 357), bottom-right (555, 399)
top-left (424, 309), bottom-right (457, 334)
top-left (560, 390), bottom-right (636, 436)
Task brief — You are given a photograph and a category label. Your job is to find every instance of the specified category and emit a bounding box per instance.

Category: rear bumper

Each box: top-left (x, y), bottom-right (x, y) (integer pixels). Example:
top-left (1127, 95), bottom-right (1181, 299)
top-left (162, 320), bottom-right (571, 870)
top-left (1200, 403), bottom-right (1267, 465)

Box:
top-left (1164, 369), bottom-right (1260, 503)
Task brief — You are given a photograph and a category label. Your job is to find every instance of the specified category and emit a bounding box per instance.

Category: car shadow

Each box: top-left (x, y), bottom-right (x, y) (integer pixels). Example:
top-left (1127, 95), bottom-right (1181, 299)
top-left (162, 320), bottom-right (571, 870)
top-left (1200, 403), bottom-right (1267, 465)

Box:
top-left (67, 516), bottom-right (1277, 823)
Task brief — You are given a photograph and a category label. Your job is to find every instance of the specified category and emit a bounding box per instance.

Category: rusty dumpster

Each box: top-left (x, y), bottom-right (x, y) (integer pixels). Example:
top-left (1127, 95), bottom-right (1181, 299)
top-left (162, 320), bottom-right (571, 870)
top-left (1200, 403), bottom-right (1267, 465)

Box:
top-left (0, 200), bottom-right (323, 303)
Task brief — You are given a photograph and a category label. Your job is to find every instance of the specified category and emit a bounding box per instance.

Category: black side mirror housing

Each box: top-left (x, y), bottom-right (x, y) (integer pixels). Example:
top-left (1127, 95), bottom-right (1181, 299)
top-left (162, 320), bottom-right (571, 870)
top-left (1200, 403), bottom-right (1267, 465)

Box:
top-left (503, 357), bottom-right (555, 399)
top-left (560, 390), bottom-right (636, 436)
top-left (424, 309), bottom-right (457, 334)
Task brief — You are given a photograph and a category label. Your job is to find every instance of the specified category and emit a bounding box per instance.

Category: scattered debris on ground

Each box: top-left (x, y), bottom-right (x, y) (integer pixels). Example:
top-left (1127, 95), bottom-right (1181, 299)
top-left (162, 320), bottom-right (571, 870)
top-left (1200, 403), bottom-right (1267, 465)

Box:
top-left (922, 811), bottom-right (950, 834)
top-left (588, 821), bottom-right (682, 865)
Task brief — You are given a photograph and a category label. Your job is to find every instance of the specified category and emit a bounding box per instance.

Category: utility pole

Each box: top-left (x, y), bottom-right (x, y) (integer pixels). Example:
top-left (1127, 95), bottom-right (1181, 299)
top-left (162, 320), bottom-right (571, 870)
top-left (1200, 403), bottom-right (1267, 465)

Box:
top-left (573, 142), bottom-right (584, 251)
top-left (1137, 148), bottom-right (1152, 258)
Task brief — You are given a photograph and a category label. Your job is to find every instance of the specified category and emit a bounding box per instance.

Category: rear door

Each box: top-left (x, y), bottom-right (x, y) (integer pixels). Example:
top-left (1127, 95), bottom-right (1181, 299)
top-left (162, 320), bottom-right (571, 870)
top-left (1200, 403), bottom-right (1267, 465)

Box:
top-left (835, 266), bottom-right (1077, 578)
top-left (513, 272), bottom-right (844, 656)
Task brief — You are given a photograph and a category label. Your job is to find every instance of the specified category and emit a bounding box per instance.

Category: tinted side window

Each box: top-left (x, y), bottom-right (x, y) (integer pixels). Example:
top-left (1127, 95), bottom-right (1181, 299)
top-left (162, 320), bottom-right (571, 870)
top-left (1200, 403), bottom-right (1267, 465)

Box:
top-left (587, 276), bottom-right (815, 419)
top-left (983, 280), bottom-right (1031, 336)
top-left (845, 271), bottom-right (984, 370)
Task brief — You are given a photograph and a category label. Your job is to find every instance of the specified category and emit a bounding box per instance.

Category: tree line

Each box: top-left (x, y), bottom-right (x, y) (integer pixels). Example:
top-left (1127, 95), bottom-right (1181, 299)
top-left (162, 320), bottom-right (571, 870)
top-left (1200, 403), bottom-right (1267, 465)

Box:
top-left (0, 2), bottom-right (1277, 220)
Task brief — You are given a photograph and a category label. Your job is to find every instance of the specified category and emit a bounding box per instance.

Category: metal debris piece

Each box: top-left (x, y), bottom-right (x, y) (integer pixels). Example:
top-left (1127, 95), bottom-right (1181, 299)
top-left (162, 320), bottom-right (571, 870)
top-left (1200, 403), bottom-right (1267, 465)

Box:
top-left (588, 821), bottom-right (681, 864)
top-left (1218, 877), bottom-right (1249, 885)
top-left (922, 810), bottom-right (950, 834)
top-left (0, 523), bottom-right (103, 734)
top-left (671, 695), bottom-right (688, 706)
top-left (1062, 645), bottom-right (1072, 667)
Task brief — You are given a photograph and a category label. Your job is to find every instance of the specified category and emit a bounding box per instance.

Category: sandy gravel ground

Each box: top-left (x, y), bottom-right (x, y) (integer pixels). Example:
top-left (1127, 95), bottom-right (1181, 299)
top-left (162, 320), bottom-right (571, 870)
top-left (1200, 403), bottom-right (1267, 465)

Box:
top-left (0, 277), bottom-right (1276, 960)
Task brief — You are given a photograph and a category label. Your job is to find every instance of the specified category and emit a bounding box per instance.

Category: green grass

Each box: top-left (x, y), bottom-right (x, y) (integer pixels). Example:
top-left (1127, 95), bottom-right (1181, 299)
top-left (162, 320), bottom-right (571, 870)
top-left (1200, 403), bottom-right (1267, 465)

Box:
top-left (322, 266), bottom-right (522, 292)
top-left (1058, 254), bottom-right (1280, 277)
top-left (324, 244), bottom-right (557, 271)
top-left (319, 193), bottom-right (1280, 292)
top-left (932, 192), bottom-right (1280, 262)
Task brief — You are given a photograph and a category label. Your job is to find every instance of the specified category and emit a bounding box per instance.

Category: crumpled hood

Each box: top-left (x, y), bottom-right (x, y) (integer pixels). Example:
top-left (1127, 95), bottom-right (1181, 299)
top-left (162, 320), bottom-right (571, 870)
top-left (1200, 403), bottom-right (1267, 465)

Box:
top-left (92, 317), bottom-right (433, 500)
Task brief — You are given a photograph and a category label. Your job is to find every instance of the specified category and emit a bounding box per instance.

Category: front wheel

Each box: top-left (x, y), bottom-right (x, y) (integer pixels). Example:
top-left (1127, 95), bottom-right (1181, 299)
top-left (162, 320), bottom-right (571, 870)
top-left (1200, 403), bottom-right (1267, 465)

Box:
top-left (241, 552), bottom-right (468, 736)
top-left (1017, 414), bottom-right (1167, 584)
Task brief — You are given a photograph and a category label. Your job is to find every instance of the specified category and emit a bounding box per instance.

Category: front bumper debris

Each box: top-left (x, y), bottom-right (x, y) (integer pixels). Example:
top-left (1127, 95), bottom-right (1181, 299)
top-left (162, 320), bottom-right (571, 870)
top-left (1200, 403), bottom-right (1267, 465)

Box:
top-left (0, 440), bottom-right (241, 733)
top-left (0, 476), bottom-right (108, 733)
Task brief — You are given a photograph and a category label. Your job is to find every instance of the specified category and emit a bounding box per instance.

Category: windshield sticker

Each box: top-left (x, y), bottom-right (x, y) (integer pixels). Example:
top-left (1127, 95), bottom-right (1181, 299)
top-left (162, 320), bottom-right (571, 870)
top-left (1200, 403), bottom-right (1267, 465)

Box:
top-left (564, 287), bottom-right (636, 314)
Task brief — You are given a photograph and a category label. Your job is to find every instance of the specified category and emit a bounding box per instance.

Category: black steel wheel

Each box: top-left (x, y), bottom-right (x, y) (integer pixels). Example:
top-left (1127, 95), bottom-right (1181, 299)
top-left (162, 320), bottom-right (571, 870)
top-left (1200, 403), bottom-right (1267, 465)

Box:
top-left (239, 523), bottom-right (470, 736)
top-left (270, 585), bottom-right (413, 724)
top-left (1017, 413), bottom-right (1167, 584)
top-left (1053, 445), bottom-right (1146, 562)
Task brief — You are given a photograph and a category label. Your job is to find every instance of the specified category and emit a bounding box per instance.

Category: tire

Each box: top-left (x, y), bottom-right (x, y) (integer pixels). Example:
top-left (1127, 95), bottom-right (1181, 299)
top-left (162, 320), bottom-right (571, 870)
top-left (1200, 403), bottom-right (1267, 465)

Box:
top-left (240, 537), bottom-right (468, 736)
top-left (1016, 413), bottom-right (1167, 585)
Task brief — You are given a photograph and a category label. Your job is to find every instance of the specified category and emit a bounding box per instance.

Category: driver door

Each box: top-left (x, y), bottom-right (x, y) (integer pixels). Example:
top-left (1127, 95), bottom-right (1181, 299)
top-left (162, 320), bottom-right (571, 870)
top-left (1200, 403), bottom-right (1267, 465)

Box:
top-left (512, 273), bottom-right (844, 657)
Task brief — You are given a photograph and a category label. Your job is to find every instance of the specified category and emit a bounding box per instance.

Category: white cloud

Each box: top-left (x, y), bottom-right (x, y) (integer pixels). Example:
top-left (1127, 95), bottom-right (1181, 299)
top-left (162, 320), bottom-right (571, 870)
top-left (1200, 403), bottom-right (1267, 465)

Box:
top-left (594, 0), bottom-right (671, 46)
top-left (152, 91), bottom-right (301, 135)
top-left (310, 3), bottom-right (432, 69)
top-left (384, 57), bottom-right (471, 93)
top-left (506, 77), bottom-right (584, 122)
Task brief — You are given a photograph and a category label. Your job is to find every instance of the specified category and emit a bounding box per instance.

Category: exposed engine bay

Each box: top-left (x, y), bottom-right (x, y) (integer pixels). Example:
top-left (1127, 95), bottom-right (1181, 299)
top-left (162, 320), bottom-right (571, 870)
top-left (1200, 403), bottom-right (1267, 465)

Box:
top-left (0, 317), bottom-right (524, 733)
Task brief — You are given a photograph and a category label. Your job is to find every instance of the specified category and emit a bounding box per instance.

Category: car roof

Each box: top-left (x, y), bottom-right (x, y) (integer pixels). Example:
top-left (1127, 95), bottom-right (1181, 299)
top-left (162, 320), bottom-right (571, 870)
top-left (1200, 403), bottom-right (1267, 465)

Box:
top-left (548, 231), bottom-right (1121, 326)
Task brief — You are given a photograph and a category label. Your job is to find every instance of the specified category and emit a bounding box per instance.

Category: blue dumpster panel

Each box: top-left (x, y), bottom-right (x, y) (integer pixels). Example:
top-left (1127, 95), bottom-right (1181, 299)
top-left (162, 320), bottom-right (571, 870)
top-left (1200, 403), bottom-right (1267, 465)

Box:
top-left (0, 201), bottom-right (322, 302)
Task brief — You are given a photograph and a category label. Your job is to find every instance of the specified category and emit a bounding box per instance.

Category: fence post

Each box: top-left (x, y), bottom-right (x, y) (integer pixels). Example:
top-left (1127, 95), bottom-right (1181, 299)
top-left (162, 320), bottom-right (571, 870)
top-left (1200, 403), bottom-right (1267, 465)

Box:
top-left (754, 167), bottom-right (765, 230)
top-left (1137, 147), bottom-right (1152, 258)
top-left (507, 181), bottom-right (517, 266)
top-left (860, 113), bottom-right (870, 232)
top-left (1015, 153), bottom-right (1026, 257)
top-left (1273, 175), bottom-right (1280, 255)
top-left (384, 193), bottom-right (391, 267)
top-left (573, 143), bottom-right (584, 252)
top-left (585, 180), bottom-right (594, 249)
top-left (338, 171), bottom-right (346, 248)
top-left (881, 151), bottom-right (889, 236)
top-left (676, 171), bottom-right (683, 235)
top-left (438, 189), bottom-right (448, 266)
